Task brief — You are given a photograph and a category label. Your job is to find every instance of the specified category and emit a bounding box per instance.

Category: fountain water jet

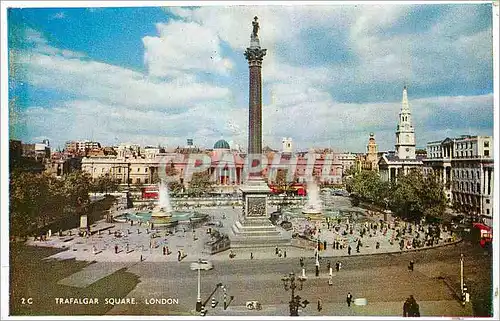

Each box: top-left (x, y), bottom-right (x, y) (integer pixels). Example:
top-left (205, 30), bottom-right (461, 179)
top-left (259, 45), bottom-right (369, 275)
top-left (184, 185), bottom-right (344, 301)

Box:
top-left (158, 180), bottom-right (173, 213)
top-left (302, 180), bottom-right (323, 217)
top-left (150, 180), bottom-right (174, 225)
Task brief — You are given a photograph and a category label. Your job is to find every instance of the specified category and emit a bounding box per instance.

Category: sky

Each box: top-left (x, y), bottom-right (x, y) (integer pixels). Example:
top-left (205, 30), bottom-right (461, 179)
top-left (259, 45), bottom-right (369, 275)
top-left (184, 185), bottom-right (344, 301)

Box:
top-left (6, 2), bottom-right (495, 153)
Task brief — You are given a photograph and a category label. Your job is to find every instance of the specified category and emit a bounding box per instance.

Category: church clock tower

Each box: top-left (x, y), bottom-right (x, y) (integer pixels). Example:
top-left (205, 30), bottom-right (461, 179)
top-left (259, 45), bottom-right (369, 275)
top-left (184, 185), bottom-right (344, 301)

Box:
top-left (395, 86), bottom-right (416, 159)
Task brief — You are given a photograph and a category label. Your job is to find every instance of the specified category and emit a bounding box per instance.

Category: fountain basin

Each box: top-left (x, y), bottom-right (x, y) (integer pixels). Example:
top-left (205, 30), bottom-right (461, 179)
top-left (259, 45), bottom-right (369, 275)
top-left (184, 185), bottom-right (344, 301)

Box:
top-left (114, 211), bottom-right (208, 228)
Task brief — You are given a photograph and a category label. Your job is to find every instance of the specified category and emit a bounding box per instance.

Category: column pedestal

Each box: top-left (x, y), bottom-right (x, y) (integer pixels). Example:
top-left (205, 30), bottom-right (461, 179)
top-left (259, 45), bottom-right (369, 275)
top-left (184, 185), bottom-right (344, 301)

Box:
top-left (230, 178), bottom-right (291, 248)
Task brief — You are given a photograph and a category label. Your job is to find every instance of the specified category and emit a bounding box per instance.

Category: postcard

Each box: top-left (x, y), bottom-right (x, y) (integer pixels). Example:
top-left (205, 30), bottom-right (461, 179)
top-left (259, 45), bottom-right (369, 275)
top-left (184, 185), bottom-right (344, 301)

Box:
top-left (2, 1), bottom-right (498, 319)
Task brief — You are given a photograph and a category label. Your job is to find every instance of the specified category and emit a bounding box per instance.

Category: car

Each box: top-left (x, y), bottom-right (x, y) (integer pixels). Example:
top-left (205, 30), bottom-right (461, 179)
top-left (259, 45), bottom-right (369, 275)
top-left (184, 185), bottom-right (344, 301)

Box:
top-left (190, 260), bottom-right (214, 271)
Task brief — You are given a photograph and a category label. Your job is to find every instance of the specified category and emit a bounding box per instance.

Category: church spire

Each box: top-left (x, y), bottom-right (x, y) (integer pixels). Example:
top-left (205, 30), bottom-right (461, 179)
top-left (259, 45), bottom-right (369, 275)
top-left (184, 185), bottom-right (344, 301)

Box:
top-left (395, 86), bottom-right (416, 159)
top-left (401, 85), bottom-right (410, 112)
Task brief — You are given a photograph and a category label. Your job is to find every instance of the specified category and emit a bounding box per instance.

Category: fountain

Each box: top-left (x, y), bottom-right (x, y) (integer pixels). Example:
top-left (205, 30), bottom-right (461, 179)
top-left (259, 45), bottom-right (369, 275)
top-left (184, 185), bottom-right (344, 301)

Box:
top-left (115, 180), bottom-right (208, 227)
top-left (150, 180), bottom-right (175, 226)
top-left (302, 180), bottom-right (323, 219)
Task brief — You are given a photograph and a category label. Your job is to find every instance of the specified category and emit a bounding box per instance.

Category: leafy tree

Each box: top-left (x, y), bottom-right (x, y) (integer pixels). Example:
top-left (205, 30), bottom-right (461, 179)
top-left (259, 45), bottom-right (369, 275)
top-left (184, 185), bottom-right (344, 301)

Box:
top-left (62, 171), bottom-right (92, 215)
top-left (168, 181), bottom-right (184, 195)
top-left (388, 170), bottom-right (447, 223)
top-left (92, 174), bottom-right (117, 194)
top-left (346, 170), bottom-right (390, 207)
top-left (151, 171), bottom-right (160, 184)
top-left (187, 171), bottom-right (213, 196)
top-left (275, 169), bottom-right (294, 194)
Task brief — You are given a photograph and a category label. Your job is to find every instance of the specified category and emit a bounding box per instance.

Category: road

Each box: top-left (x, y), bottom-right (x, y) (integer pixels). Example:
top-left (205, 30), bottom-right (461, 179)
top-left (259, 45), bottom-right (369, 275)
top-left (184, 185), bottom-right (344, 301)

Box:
top-left (104, 241), bottom-right (492, 316)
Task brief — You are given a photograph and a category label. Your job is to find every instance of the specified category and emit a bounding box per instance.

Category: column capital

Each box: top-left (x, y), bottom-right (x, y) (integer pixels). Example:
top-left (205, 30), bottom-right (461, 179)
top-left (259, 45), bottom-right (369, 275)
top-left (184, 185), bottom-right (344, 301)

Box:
top-left (245, 47), bottom-right (267, 66)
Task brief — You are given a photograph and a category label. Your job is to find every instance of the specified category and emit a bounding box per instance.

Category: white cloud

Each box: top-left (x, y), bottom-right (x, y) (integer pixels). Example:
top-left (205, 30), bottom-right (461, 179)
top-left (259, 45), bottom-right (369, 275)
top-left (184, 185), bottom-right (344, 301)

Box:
top-left (12, 5), bottom-right (494, 153)
top-left (143, 21), bottom-right (233, 77)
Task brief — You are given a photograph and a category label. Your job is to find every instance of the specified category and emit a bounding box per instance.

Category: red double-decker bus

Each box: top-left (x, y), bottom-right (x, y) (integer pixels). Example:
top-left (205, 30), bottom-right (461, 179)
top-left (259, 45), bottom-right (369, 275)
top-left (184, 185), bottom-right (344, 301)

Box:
top-left (141, 186), bottom-right (159, 200)
top-left (471, 223), bottom-right (492, 248)
top-left (268, 183), bottom-right (306, 196)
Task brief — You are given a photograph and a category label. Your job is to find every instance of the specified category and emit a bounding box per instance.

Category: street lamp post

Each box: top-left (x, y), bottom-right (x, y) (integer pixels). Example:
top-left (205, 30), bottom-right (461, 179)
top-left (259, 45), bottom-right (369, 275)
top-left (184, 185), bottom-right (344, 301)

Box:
top-left (281, 272), bottom-right (309, 316)
top-left (460, 253), bottom-right (464, 293)
top-left (192, 258), bottom-right (203, 312)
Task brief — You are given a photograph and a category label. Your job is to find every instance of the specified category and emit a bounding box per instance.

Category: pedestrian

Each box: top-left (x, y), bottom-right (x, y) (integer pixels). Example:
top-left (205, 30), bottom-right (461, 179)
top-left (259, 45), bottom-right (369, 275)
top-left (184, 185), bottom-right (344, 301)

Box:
top-left (408, 260), bottom-right (414, 271)
top-left (346, 292), bottom-right (353, 307)
top-left (177, 251), bottom-right (181, 261)
top-left (275, 246), bottom-right (279, 255)
top-left (317, 298), bottom-right (322, 312)
top-left (300, 257), bottom-right (304, 267)
top-left (140, 255), bottom-right (143, 262)
top-left (126, 243), bottom-right (129, 252)
top-left (376, 242), bottom-right (380, 249)
top-left (335, 262), bottom-right (340, 272)
top-left (323, 240), bottom-right (327, 250)
top-left (356, 244), bottom-right (360, 253)
top-left (163, 246), bottom-right (166, 255)
top-left (250, 252), bottom-right (253, 259)
top-left (348, 245), bottom-right (351, 255)
top-left (278, 249), bottom-right (282, 257)
top-left (115, 245), bottom-right (118, 254)
top-left (284, 250), bottom-right (287, 258)
top-left (327, 261), bottom-right (331, 271)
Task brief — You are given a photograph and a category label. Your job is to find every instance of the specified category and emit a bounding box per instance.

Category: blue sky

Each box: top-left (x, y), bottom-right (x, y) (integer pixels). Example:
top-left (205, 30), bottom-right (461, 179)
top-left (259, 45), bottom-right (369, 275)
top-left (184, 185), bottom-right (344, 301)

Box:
top-left (6, 3), bottom-right (495, 152)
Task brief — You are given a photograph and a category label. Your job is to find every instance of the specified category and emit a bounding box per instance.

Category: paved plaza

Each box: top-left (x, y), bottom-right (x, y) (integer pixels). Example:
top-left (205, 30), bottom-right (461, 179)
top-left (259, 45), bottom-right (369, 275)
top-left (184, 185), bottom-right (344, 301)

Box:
top-left (27, 196), bottom-right (457, 265)
top-left (14, 192), bottom-right (489, 317)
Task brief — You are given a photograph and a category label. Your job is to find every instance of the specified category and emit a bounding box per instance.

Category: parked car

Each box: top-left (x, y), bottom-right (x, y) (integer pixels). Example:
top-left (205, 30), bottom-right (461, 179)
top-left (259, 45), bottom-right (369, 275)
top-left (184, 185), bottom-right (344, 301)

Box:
top-left (190, 260), bottom-right (214, 271)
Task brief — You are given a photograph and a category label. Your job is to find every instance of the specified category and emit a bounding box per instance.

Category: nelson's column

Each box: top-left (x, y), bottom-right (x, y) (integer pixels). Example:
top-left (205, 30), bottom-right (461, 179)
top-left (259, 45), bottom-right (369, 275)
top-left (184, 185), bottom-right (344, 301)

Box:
top-left (230, 17), bottom-right (291, 247)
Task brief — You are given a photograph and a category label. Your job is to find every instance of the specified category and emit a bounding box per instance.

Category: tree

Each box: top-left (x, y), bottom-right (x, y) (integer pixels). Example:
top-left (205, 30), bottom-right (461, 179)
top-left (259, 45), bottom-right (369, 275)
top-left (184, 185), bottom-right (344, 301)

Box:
top-left (346, 170), bottom-right (390, 207)
top-left (62, 171), bottom-right (92, 215)
top-left (187, 171), bottom-right (213, 196)
top-left (92, 174), bottom-right (117, 194)
top-left (388, 170), bottom-right (447, 223)
top-left (168, 181), bottom-right (184, 195)
top-left (275, 169), bottom-right (294, 194)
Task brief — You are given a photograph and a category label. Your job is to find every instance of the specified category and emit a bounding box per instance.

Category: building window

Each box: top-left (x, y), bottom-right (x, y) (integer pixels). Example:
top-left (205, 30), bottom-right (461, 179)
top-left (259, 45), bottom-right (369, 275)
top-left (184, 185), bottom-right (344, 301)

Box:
top-left (486, 209), bottom-right (490, 215)
top-left (472, 184), bottom-right (475, 193)
top-left (484, 150), bottom-right (489, 157)
top-left (136, 178), bottom-right (141, 184)
top-left (486, 199), bottom-right (490, 204)
top-left (118, 167), bottom-right (121, 173)
top-left (477, 183), bottom-right (480, 193)
top-left (484, 141), bottom-right (489, 148)
top-left (137, 168), bottom-right (140, 172)
top-left (145, 168), bottom-right (148, 172)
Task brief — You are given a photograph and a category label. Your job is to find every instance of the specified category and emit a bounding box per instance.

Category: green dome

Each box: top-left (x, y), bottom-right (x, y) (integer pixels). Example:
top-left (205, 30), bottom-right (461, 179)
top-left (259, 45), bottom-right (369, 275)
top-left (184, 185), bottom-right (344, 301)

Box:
top-left (214, 139), bottom-right (230, 150)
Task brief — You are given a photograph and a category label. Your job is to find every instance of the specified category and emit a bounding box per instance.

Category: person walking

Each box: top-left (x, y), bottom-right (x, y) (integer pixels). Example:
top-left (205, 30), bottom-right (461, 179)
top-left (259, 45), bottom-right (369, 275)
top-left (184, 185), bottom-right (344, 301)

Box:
top-left (408, 260), bottom-right (414, 271)
top-left (250, 252), bottom-right (253, 259)
top-left (115, 244), bottom-right (118, 254)
top-left (300, 257), bottom-right (304, 267)
top-left (275, 246), bottom-right (279, 255)
top-left (317, 298), bottom-right (322, 312)
top-left (346, 292), bottom-right (353, 307)
top-left (335, 261), bottom-right (340, 272)
top-left (348, 245), bottom-right (351, 255)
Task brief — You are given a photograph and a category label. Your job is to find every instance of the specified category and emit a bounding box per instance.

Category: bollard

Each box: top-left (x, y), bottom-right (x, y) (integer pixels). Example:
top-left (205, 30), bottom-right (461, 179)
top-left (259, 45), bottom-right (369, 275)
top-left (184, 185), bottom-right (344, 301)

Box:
top-left (211, 297), bottom-right (216, 308)
top-left (302, 268), bottom-right (306, 278)
top-left (329, 267), bottom-right (333, 276)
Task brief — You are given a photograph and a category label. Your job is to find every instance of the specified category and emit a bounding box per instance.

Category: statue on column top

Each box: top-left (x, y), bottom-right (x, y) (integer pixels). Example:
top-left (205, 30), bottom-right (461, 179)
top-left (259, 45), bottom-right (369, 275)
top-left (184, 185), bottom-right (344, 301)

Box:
top-left (252, 16), bottom-right (259, 37)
